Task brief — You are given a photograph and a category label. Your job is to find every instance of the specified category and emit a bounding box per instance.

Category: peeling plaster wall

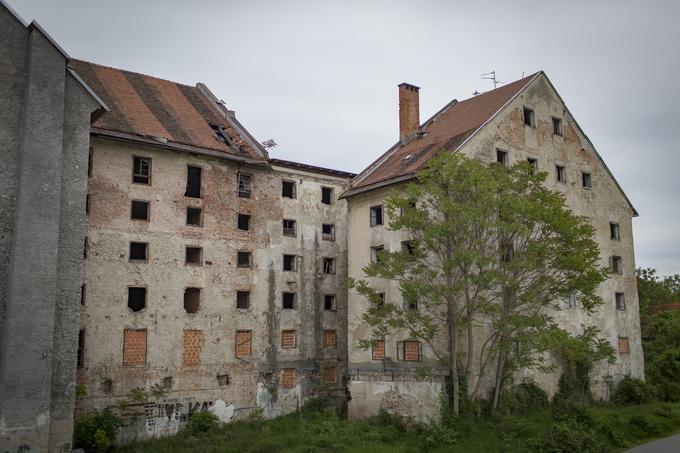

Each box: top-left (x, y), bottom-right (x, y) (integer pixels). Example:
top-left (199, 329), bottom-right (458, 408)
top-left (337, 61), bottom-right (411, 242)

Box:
top-left (346, 74), bottom-right (643, 419)
top-left (76, 137), bottom-right (349, 438)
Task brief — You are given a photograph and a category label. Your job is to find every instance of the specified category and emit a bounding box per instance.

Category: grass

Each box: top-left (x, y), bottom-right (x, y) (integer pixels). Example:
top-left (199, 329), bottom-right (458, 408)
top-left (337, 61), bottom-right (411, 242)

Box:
top-left (117, 401), bottom-right (680, 453)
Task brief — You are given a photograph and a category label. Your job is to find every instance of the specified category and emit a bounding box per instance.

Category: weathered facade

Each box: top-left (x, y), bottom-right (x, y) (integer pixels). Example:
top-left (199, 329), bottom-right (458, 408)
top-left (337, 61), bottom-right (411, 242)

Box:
top-left (344, 73), bottom-right (644, 420)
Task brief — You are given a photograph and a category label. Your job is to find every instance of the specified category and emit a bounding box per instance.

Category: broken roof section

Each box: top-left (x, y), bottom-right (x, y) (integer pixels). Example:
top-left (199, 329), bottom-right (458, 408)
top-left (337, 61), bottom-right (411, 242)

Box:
top-left (70, 60), bottom-right (268, 164)
top-left (345, 73), bottom-right (539, 197)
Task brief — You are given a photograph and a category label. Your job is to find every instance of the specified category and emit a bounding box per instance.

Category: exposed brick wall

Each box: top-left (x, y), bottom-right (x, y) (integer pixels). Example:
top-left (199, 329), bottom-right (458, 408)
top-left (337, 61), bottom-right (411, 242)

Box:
top-left (123, 329), bottom-right (147, 366)
top-left (182, 330), bottom-right (203, 366)
top-left (281, 368), bottom-right (295, 388)
top-left (404, 340), bottom-right (420, 362)
top-left (323, 330), bottom-right (337, 348)
top-left (281, 330), bottom-right (296, 349)
top-left (235, 330), bottom-right (252, 358)
top-left (323, 366), bottom-right (337, 384)
top-left (372, 340), bottom-right (385, 360)
top-left (618, 337), bottom-right (630, 354)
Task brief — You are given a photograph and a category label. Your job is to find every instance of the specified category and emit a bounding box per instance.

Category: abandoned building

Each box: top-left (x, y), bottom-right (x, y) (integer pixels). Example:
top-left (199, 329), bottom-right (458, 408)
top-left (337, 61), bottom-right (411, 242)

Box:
top-left (0, 1), bottom-right (645, 449)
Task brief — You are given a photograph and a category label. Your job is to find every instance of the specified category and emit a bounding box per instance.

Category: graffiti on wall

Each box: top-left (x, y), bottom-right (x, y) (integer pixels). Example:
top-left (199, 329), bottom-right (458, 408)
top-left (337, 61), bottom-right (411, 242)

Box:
top-left (143, 398), bottom-right (236, 437)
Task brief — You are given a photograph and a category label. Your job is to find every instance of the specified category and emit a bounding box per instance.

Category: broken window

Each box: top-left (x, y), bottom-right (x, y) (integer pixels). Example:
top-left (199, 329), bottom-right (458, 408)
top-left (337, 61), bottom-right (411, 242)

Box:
top-left (324, 294), bottom-right (336, 311)
top-left (552, 117), bottom-right (563, 136)
top-left (81, 284), bottom-right (86, 306)
top-left (235, 330), bottom-right (252, 358)
top-left (321, 187), bottom-right (333, 205)
top-left (186, 207), bottom-right (202, 226)
top-left (370, 246), bottom-right (384, 264)
top-left (238, 173), bottom-right (251, 198)
top-left (397, 340), bottom-right (422, 362)
top-left (184, 287), bottom-right (201, 313)
top-left (323, 257), bottom-right (335, 274)
top-left (322, 223), bottom-right (335, 241)
top-left (372, 340), bottom-right (385, 360)
top-left (131, 200), bottom-right (150, 220)
top-left (133, 156), bottom-right (151, 184)
top-left (281, 368), bottom-right (295, 388)
top-left (582, 171), bottom-right (592, 189)
top-left (401, 240), bottom-right (414, 255)
top-left (236, 291), bottom-right (250, 309)
top-left (281, 330), bottom-right (297, 349)
top-left (237, 251), bottom-right (252, 268)
top-left (370, 205), bottom-right (383, 226)
top-left (610, 222), bottom-right (621, 240)
top-left (217, 374), bottom-right (230, 386)
top-left (283, 254), bottom-right (297, 272)
top-left (185, 246), bottom-right (203, 266)
top-left (123, 329), bottom-right (147, 366)
top-left (185, 166), bottom-right (202, 198)
top-left (611, 256), bottom-right (623, 274)
top-left (616, 292), bottom-right (626, 311)
top-left (618, 337), bottom-right (630, 354)
top-left (129, 242), bottom-right (148, 262)
top-left (282, 180), bottom-right (296, 199)
top-left (323, 330), bottom-right (337, 348)
top-left (86, 194), bottom-right (91, 215)
top-left (564, 292), bottom-right (577, 309)
top-left (527, 158), bottom-right (538, 174)
top-left (77, 330), bottom-right (85, 368)
top-left (523, 107), bottom-right (535, 127)
top-left (556, 165), bottom-right (566, 183)
top-left (283, 219), bottom-right (296, 237)
top-left (237, 213), bottom-right (251, 231)
top-left (128, 287), bottom-right (146, 312)
top-left (323, 366), bottom-right (337, 384)
top-left (282, 292), bottom-right (296, 309)
top-left (496, 149), bottom-right (508, 166)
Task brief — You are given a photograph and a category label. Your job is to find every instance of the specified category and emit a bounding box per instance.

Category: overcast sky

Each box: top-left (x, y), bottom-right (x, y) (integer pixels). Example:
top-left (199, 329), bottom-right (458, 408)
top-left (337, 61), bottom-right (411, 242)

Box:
top-left (9, 0), bottom-right (679, 276)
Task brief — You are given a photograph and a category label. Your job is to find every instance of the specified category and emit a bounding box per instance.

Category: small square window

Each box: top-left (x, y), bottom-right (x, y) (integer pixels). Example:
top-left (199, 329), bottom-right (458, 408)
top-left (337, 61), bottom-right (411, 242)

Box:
top-left (324, 294), bottom-right (336, 311)
top-left (610, 222), bottom-right (620, 240)
top-left (582, 172), bottom-right (592, 189)
top-left (523, 107), bottom-right (535, 127)
top-left (283, 254), bottom-right (297, 272)
top-left (611, 256), bottom-right (623, 274)
top-left (238, 213), bottom-right (251, 231)
top-left (131, 200), bottom-right (150, 220)
top-left (186, 246), bottom-right (203, 266)
top-left (552, 117), bottom-right (563, 136)
top-left (282, 180), bottom-right (296, 199)
top-left (370, 205), bottom-right (383, 226)
top-left (133, 156), bottom-right (151, 184)
top-left (237, 251), bottom-right (252, 268)
top-left (618, 337), bottom-right (630, 354)
top-left (496, 149), bottom-right (508, 166)
top-left (238, 173), bottom-right (252, 198)
top-left (556, 165), bottom-right (566, 183)
top-left (186, 207), bottom-right (203, 226)
top-left (129, 242), bottom-right (148, 262)
top-left (322, 223), bottom-right (335, 241)
top-left (615, 292), bottom-right (626, 311)
top-left (527, 158), bottom-right (538, 174)
top-left (370, 246), bottom-right (384, 264)
top-left (236, 291), bottom-right (250, 309)
top-left (323, 257), bottom-right (335, 274)
top-left (281, 330), bottom-right (296, 349)
top-left (321, 187), bottom-right (333, 205)
top-left (283, 219), bottom-right (296, 237)
top-left (282, 292), bottom-right (296, 309)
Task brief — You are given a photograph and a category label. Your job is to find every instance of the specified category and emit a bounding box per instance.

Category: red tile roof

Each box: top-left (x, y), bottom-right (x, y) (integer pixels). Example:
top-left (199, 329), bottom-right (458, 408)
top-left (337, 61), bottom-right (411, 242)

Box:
top-left (70, 60), bottom-right (266, 162)
top-left (347, 73), bottom-right (540, 196)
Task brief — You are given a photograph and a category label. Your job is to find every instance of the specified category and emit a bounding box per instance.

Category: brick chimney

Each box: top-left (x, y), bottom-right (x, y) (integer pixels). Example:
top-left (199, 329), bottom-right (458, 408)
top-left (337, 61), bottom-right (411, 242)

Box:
top-left (398, 82), bottom-right (420, 141)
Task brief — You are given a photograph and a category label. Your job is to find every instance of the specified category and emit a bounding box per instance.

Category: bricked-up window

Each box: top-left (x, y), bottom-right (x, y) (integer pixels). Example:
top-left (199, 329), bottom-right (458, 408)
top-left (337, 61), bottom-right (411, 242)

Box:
top-left (282, 180), bottom-right (296, 199)
top-left (323, 257), bottom-right (335, 275)
top-left (133, 156), bottom-right (151, 184)
top-left (611, 256), bottom-right (623, 274)
top-left (185, 246), bottom-right (203, 266)
top-left (283, 219), bottom-right (296, 237)
top-left (324, 294), bottom-right (336, 311)
top-left (397, 340), bottom-right (422, 362)
top-left (324, 330), bottom-right (337, 348)
top-left (128, 287), bottom-right (146, 312)
top-left (523, 107), bottom-right (535, 127)
top-left (370, 246), bottom-right (384, 264)
top-left (77, 330), bottom-right (85, 368)
top-left (282, 292), bottom-right (296, 309)
top-left (610, 222), bottom-right (621, 240)
top-left (323, 366), bottom-right (337, 384)
top-left (582, 171), bottom-right (592, 189)
top-left (322, 223), bottom-right (335, 241)
top-left (131, 200), bottom-right (150, 220)
top-left (527, 158), bottom-right (538, 175)
top-left (372, 339), bottom-right (385, 360)
top-left (496, 149), bottom-right (508, 166)
top-left (237, 251), bottom-right (252, 268)
top-left (321, 187), bottom-right (333, 205)
top-left (283, 254), bottom-right (297, 272)
top-left (235, 330), bottom-right (252, 358)
top-left (129, 242), bottom-right (148, 262)
top-left (556, 165), bottom-right (566, 183)
top-left (618, 337), bottom-right (630, 354)
top-left (282, 368), bottom-right (295, 388)
top-left (237, 213), bottom-right (251, 231)
top-left (182, 330), bottom-right (203, 367)
top-left (281, 330), bottom-right (296, 349)
top-left (186, 207), bottom-right (202, 226)
top-left (238, 173), bottom-right (251, 198)
top-left (236, 291), bottom-right (250, 309)
top-left (185, 165), bottom-right (202, 198)
top-left (81, 284), bottom-right (86, 306)
top-left (123, 329), bottom-right (147, 366)
top-left (184, 287), bottom-right (201, 313)
top-left (552, 117), bottom-right (563, 136)
top-left (616, 292), bottom-right (626, 311)
top-left (370, 205), bottom-right (383, 226)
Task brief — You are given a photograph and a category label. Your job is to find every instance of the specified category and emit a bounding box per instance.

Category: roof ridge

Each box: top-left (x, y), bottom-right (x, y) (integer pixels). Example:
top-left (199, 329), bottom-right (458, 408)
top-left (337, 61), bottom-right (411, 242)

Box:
top-left (72, 59), bottom-right (197, 89)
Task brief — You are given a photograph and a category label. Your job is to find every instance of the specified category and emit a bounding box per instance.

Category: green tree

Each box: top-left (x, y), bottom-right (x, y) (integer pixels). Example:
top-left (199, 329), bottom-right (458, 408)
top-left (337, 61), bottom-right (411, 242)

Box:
top-left (636, 267), bottom-right (680, 316)
top-left (644, 311), bottom-right (680, 401)
top-left (349, 153), bottom-right (607, 415)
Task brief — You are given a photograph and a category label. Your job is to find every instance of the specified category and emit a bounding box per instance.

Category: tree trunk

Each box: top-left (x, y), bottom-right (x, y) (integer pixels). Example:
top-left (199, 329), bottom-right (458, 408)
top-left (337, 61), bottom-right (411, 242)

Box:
top-left (445, 239), bottom-right (459, 416)
top-left (464, 277), bottom-right (473, 385)
top-left (491, 347), bottom-right (506, 411)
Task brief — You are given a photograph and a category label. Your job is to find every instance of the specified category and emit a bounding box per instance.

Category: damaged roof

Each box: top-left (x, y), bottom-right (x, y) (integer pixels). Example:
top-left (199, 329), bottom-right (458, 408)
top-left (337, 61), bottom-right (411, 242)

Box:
top-left (345, 72), bottom-right (540, 197)
top-left (70, 60), bottom-right (267, 163)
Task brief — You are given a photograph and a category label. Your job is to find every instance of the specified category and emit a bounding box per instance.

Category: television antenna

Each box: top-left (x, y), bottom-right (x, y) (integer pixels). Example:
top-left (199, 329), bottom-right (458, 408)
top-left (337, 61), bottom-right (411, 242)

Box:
top-left (481, 71), bottom-right (505, 89)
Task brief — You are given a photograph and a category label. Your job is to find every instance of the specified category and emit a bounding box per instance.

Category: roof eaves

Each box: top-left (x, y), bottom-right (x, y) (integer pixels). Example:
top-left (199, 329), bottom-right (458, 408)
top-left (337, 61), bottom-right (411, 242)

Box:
top-left (340, 173), bottom-right (417, 200)
top-left (269, 158), bottom-right (356, 179)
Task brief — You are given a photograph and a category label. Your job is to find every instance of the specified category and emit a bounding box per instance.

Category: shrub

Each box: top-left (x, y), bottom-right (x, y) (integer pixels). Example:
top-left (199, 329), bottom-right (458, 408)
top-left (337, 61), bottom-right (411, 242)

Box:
top-left (73, 410), bottom-right (122, 451)
top-left (529, 421), bottom-right (603, 453)
top-left (500, 380), bottom-right (549, 415)
top-left (498, 417), bottom-right (537, 442)
top-left (551, 399), bottom-right (595, 428)
top-left (183, 411), bottom-right (220, 436)
top-left (628, 414), bottom-right (661, 437)
top-left (612, 376), bottom-right (655, 405)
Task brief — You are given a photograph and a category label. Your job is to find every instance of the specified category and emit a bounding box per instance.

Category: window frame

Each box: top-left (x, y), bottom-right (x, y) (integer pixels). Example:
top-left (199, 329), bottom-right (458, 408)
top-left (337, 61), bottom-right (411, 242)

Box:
top-left (129, 241), bottom-right (149, 262)
top-left (282, 219), bottom-right (297, 237)
top-left (186, 207), bottom-right (203, 227)
top-left (185, 246), bottom-right (203, 266)
top-left (322, 223), bottom-right (335, 241)
top-left (237, 250), bottom-right (252, 269)
top-left (281, 179), bottom-right (296, 199)
top-left (283, 254), bottom-right (297, 272)
top-left (615, 292), bottom-right (626, 311)
top-left (610, 222), bottom-right (621, 240)
top-left (582, 171), bottom-right (592, 189)
top-left (131, 200), bottom-right (150, 221)
top-left (236, 290), bottom-right (250, 310)
top-left (324, 294), bottom-right (337, 311)
top-left (556, 165), bottom-right (566, 183)
top-left (132, 156), bottom-right (152, 185)
top-left (496, 148), bottom-right (509, 166)
top-left (237, 213), bottom-right (251, 231)
top-left (321, 186), bottom-right (333, 205)
top-left (370, 205), bottom-right (384, 227)
top-left (552, 117), bottom-right (563, 136)
top-left (323, 257), bottom-right (336, 275)
top-left (523, 107), bottom-right (535, 127)
top-left (237, 173), bottom-right (252, 198)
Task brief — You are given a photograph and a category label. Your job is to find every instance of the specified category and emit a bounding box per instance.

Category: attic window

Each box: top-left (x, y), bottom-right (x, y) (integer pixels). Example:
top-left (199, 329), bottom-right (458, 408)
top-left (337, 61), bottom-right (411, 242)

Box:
top-left (523, 107), bottom-right (535, 127)
top-left (582, 172), bottom-right (592, 189)
top-left (321, 187), bottom-right (333, 205)
top-left (211, 125), bottom-right (231, 144)
top-left (238, 174), bottom-right (252, 198)
top-left (552, 117), bottom-right (563, 136)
